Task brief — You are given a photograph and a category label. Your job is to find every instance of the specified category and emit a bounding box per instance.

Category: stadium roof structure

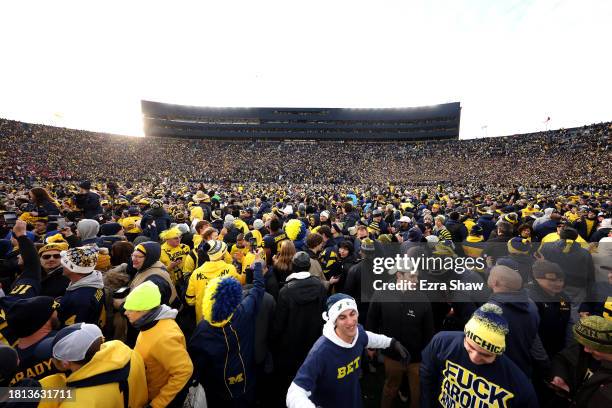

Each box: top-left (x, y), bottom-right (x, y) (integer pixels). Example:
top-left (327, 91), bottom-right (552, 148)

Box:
top-left (142, 100), bottom-right (460, 141)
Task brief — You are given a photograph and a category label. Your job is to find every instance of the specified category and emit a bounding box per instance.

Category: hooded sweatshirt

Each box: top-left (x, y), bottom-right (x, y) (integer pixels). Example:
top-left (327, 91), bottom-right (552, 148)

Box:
top-left (77, 219), bottom-right (102, 246)
top-left (271, 271), bottom-right (327, 375)
top-left (133, 305), bottom-right (193, 408)
top-left (188, 262), bottom-right (265, 404)
top-left (489, 290), bottom-right (540, 377)
top-left (129, 242), bottom-right (177, 307)
top-left (287, 321), bottom-right (392, 408)
top-left (58, 270), bottom-right (105, 326)
top-left (38, 340), bottom-right (148, 408)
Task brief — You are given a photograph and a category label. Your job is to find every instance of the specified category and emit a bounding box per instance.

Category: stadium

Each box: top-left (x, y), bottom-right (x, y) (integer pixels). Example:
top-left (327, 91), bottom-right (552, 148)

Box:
top-left (142, 100), bottom-right (461, 142)
top-left (1, 1), bottom-right (612, 406)
top-left (1, 111), bottom-right (611, 407)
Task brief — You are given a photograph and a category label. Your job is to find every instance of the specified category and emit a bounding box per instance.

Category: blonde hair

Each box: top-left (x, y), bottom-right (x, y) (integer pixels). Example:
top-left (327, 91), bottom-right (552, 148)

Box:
top-left (274, 240), bottom-right (296, 272)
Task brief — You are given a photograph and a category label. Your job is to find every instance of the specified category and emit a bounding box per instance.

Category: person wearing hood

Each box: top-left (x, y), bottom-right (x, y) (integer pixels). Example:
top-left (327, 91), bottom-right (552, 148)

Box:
top-left (333, 240), bottom-right (359, 294)
top-left (76, 219), bottom-right (102, 247)
top-left (271, 251), bottom-right (327, 404)
top-left (488, 265), bottom-right (543, 377)
top-left (36, 322), bottom-right (148, 408)
top-left (127, 242), bottom-right (178, 312)
top-left (188, 250), bottom-right (266, 408)
top-left (286, 293), bottom-right (410, 408)
top-left (57, 246), bottom-right (105, 327)
top-left (420, 303), bottom-right (537, 408)
top-left (124, 281), bottom-right (193, 408)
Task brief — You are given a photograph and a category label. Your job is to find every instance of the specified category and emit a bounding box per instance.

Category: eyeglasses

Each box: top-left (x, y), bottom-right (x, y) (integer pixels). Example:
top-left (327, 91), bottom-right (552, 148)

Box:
top-left (41, 254), bottom-right (61, 260)
top-left (540, 276), bottom-right (564, 283)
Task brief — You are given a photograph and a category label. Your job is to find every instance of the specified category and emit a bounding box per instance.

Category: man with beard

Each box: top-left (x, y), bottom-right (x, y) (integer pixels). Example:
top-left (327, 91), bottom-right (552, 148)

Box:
top-left (38, 241), bottom-right (70, 298)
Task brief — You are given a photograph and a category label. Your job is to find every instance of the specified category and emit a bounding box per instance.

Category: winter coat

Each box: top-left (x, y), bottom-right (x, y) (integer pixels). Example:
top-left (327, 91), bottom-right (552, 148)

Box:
top-left (134, 307), bottom-right (193, 408)
top-left (57, 270), bottom-right (105, 326)
top-left (489, 290), bottom-right (540, 377)
top-left (38, 340), bottom-right (148, 408)
top-left (271, 272), bottom-right (327, 375)
top-left (367, 289), bottom-right (434, 362)
top-left (188, 262), bottom-right (265, 405)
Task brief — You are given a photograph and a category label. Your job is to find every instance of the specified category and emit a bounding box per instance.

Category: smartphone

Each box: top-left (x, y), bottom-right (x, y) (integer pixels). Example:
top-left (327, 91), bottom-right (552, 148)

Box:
top-left (2, 212), bottom-right (17, 228)
top-left (113, 287), bottom-right (131, 299)
top-left (56, 217), bottom-right (66, 229)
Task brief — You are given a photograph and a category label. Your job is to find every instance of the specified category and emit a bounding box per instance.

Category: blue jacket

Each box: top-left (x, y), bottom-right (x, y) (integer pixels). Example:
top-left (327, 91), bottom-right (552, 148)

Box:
top-left (420, 331), bottom-right (537, 407)
top-left (57, 271), bottom-right (105, 327)
top-left (489, 290), bottom-right (540, 377)
top-left (188, 262), bottom-right (264, 403)
top-left (534, 219), bottom-right (558, 241)
top-left (476, 214), bottom-right (496, 240)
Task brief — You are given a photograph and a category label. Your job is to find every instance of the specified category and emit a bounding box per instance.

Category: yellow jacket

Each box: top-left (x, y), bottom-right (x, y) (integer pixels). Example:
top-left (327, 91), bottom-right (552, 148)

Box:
top-left (38, 340), bottom-right (148, 408)
top-left (159, 242), bottom-right (191, 284)
top-left (135, 317), bottom-right (193, 408)
top-left (185, 260), bottom-right (242, 322)
top-left (182, 249), bottom-right (233, 276)
top-left (540, 232), bottom-right (589, 250)
top-left (119, 216), bottom-right (143, 234)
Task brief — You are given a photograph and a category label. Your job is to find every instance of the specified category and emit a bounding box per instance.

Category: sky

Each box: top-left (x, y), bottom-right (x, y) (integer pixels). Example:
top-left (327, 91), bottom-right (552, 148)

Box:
top-left (1, 0), bottom-right (611, 139)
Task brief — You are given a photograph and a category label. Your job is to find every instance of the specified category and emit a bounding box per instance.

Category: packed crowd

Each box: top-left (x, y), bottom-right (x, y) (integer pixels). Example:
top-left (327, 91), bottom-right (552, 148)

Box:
top-left (0, 118), bottom-right (610, 188)
top-left (0, 118), bottom-right (611, 407)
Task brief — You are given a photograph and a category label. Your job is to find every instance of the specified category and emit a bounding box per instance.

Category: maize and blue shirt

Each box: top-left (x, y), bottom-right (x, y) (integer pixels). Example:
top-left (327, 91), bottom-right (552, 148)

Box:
top-left (420, 331), bottom-right (538, 408)
top-left (288, 323), bottom-right (392, 408)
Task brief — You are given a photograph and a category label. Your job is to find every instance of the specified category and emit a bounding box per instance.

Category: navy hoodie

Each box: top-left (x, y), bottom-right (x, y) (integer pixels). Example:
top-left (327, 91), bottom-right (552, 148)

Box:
top-left (188, 262), bottom-right (264, 403)
top-left (476, 214), bottom-right (496, 240)
top-left (489, 290), bottom-right (540, 377)
top-left (420, 331), bottom-right (537, 407)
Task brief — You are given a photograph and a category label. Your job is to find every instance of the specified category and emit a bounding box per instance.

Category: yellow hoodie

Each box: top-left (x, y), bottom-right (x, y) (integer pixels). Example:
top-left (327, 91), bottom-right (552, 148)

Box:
top-left (38, 340), bottom-right (148, 408)
top-left (135, 318), bottom-right (193, 408)
top-left (185, 260), bottom-right (242, 322)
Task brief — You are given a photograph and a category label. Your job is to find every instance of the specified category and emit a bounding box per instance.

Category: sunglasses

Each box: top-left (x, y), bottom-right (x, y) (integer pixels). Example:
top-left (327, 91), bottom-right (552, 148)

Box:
top-left (41, 254), bottom-right (61, 260)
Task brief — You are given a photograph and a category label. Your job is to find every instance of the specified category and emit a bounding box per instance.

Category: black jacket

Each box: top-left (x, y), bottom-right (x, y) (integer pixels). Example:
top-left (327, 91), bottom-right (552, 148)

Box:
top-left (526, 282), bottom-right (572, 359)
top-left (366, 289), bottom-right (434, 362)
top-left (40, 266), bottom-right (70, 298)
top-left (74, 191), bottom-right (103, 219)
top-left (271, 273), bottom-right (326, 376)
top-left (540, 240), bottom-right (595, 289)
